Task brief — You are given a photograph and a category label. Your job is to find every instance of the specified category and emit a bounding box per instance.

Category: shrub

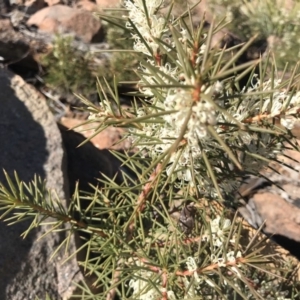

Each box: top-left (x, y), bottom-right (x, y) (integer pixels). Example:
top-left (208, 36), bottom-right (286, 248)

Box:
top-left (1, 1), bottom-right (300, 299)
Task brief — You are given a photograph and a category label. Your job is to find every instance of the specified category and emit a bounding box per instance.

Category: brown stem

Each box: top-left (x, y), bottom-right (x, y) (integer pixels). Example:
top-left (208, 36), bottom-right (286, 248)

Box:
top-left (126, 163), bottom-right (162, 241)
top-left (14, 199), bottom-right (109, 238)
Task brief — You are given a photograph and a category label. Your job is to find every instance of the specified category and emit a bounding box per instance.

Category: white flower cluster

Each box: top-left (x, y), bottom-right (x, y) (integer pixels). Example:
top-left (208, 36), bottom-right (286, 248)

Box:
top-left (211, 250), bottom-right (242, 268)
top-left (121, 0), bottom-right (230, 186)
top-left (88, 99), bottom-right (114, 121)
top-left (229, 78), bottom-right (300, 128)
top-left (202, 216), bottom-right (232, 248)
top-left (124, 0), bottom-right (169, 55)
top-left (123, 0), bottom-right (225, 183)
top-left (184, 256), bottom-right (203, 297)
top-left (128, 261), bottom-right (176, 300)
top-left (185, 256), bottom-right (225, 297)
top-left (91, 0), bottom-right (300, 191)
top-left (164, 86), bottom-right (218, 144)
top-left (181, 219), bottom-right (243, 296)
top-left (185, 256), bottom-right (202, 283)
top-left (133, 83), bottom-right (222, 183)
top-left (139, 62), bottom-right (178, 96)
top-left (184, 250), bottom-right (242, 297)
top-left (215, 77), bottom-right (300, 180)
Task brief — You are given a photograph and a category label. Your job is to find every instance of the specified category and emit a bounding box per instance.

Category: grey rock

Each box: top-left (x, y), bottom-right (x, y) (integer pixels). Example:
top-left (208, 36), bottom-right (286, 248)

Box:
top-left (26, 5), bottom-right (103, 44)
top-left (58, 123), bottom-right (126, 195)
top-left (236, 146), bottom-right (300, 259)
top-left (58, 123), bottom-right (131, 293)
top-left (0, 68), bottom-right (81, 299)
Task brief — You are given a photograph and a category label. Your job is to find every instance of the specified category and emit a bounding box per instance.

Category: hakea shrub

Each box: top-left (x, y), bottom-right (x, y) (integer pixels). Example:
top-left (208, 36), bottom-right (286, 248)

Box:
top-left (90, 0), bottom-right (300, 198)
top-left (80, 0), bottom-right (300, 298)
top-left (1, 0), bottom-right (300, 299)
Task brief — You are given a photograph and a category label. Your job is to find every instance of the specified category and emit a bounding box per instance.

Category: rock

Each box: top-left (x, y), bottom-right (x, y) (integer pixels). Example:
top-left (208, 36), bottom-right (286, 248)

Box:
top-left (0, 18), bottom-right (107, 80)
top-left (0, 19), bottom-right (30, 63)
top-left (75, 0), bottom-right (98, 12)
top-left (58, 123), bottom-right (131, 294)
top-left (191, 0), bottom-right (230, 25)
top-left (0, 68), bottom-right (82, 299)
top-left (27, 5), bottom-right (104, 43)
top-left (23, 0), bottom-right (47, 15)
top-left (0, 18), bottom-right (44, 76)
top-left (95, 0), bottom-right (121, 8)
top-left (60, 117), bottom-right (132, 150)
top-left (240, 191), bottom-right (300, 235)
top-left (237, 134), bottom-right (300, 260)
top-left (58, 123), bottom-right (126, 194)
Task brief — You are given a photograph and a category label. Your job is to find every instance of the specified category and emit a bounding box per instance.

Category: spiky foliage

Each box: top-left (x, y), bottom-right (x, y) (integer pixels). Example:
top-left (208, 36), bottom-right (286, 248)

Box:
top-left (41, 17), bottom-right (139, 100)
top-left (102, 10), bottom-right (140, 84)
top-left (41, 35), bottom-right (100, 96)
top-left (209, 0), bottom-right (300, 68)
top-left (1, 1), bottom-right (300, 299)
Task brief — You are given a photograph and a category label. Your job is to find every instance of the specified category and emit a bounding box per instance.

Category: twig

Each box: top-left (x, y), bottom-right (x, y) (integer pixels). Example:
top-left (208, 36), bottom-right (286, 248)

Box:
top-left (243, 110), bottom-right (300, 124)
top-left (106, 259), bottom-right (123, 300)
top-left (126, 163), bottom-right (162, 240)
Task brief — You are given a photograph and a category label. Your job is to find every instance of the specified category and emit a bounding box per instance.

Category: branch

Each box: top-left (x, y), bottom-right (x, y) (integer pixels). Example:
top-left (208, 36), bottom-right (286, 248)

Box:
top-left (126, 163), bottom-right (162, 241)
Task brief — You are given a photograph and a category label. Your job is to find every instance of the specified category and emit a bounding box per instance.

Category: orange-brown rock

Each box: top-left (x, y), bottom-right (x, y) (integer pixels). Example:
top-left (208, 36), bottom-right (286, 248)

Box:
top-left (27, 5), bottom-right (103, 43)
top-left (59, 117), bottom-right (131, 150)
top-left (95, 0), bottom-right (121, 8)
